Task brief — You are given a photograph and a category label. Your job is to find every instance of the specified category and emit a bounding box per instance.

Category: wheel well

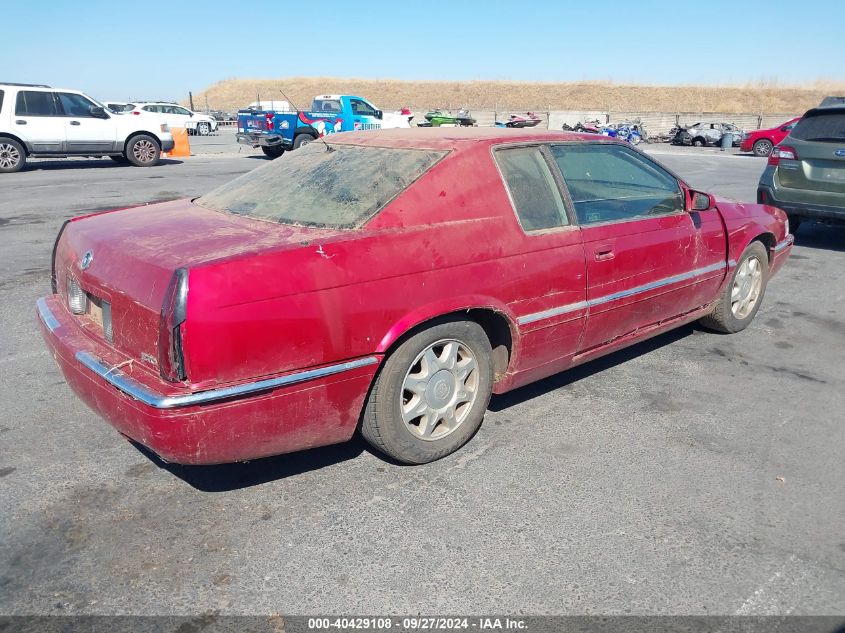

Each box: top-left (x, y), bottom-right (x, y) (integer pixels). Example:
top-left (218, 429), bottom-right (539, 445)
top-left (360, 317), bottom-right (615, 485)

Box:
top-left (752, 233), bottom-right (776, 263)
top-left (0, 133), bottom-right (29, 156)
top-left (385, 309), bottom-right (514, 382)
top-left (124, 132), bottom-right (162, 153)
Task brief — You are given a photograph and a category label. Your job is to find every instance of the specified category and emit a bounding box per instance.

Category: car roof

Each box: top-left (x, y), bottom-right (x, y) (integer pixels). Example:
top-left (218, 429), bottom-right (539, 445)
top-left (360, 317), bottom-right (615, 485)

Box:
top-left (803, 106), bottom-right (845, 117)
top-left (324, 127), bottom-right (602, 151)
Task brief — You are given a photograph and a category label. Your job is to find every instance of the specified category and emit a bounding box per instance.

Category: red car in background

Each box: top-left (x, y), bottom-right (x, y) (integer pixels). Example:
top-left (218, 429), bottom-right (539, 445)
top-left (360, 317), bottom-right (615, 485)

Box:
top-left (37, 129), bottom-right (793, 466)
top-left (740, 117), bottom-right (801, 157)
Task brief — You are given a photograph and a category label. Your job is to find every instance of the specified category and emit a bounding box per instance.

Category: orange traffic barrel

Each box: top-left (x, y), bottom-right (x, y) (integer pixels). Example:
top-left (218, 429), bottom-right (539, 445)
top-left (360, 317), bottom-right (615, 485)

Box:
top-left (163, 127), bottom-right (190, 158)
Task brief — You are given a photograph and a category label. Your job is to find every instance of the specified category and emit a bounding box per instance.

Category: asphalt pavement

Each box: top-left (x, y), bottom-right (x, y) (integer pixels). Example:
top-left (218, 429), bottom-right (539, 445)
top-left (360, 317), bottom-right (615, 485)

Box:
top-left (0, 132), bottom-right (843, 616)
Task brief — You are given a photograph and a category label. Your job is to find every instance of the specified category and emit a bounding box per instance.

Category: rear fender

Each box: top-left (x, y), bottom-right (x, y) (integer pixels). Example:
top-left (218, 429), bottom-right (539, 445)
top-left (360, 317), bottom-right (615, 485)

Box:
top-left (376, 295), bottom-right (519, 354)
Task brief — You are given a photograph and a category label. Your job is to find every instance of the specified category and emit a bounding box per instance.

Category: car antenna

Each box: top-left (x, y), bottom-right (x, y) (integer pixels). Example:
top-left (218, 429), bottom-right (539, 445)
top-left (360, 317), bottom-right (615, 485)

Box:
top-left (279, 89), bottom-right (335, 153)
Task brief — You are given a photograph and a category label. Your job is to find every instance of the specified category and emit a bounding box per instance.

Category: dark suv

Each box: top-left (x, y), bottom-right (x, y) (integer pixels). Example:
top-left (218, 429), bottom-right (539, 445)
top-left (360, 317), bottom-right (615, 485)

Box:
top-left (757, 106), bottom-right (845, 232)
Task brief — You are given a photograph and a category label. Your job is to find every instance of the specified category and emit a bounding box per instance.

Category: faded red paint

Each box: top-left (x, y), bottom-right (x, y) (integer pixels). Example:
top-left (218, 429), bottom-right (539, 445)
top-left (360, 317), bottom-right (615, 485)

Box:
top-left (38, 128), bottom-right (792, 464)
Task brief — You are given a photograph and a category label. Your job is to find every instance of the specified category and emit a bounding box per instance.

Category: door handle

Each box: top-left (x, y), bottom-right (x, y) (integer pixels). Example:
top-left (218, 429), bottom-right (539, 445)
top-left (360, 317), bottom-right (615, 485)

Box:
top-left (70, 121), bottom-right (81, 126)
top-left (595, 249), bottom-right (615, 261)
top-left (15, 120), bottom-right (26, 125)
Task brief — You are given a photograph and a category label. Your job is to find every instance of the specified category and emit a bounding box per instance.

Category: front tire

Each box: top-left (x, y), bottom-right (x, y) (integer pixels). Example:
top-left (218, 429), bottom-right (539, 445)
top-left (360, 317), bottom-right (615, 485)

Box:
top-left (700, 241), bottom-right (769, 334)
top-left (126, 135), bottom-right (161, 167)
top-left (752, 139), bottom-right (773, 157)
top-left (361, 319), bottom-right (494, 464)
top-left (693, 137), bottom-right (706, 147)
top-left (0, 138), bottom-right (26, 173)
top-left (197, 122), bottom-right (211, 136)
top-left (787, 215), bottom-right (802, 235)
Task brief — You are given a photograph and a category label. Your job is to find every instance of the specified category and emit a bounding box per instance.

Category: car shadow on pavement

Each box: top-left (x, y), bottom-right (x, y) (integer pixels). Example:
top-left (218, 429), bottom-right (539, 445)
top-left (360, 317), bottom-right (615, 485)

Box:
top-left (23, 159), bottom-right (183, 171)
top-left (793, 224), bottom-right (845, 252)
top-left (131, 436), bottom-right (367, 492)
top-left (489, 324), bottom-right (696, 412)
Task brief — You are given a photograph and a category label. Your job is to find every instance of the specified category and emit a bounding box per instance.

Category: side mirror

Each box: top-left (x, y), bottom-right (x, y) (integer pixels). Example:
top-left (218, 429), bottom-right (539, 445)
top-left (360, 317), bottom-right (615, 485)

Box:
top-left (189, 111), bottom-right (194, 117)
top-left (689, 191), bottom-right (714, 212)
top-left (89, 106), bottom-right (109, 119)
top-left (375, 110), bottom-right (383, 120)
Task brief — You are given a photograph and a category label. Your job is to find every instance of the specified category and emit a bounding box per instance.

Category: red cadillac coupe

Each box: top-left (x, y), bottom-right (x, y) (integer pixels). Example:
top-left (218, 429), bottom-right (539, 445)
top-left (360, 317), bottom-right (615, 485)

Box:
top-left (37, 128), bottom-right (793, 465)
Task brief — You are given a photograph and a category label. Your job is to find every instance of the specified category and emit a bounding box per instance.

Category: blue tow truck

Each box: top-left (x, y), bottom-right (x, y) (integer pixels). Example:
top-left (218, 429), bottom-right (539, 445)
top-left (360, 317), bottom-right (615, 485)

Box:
top-left (236, 94), bottom-right (412, 158)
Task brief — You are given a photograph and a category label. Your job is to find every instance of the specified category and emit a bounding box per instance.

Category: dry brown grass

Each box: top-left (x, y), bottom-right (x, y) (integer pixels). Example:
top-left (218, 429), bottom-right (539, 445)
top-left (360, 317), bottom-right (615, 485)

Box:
top-left (189, 77), bottom-right (845, 114)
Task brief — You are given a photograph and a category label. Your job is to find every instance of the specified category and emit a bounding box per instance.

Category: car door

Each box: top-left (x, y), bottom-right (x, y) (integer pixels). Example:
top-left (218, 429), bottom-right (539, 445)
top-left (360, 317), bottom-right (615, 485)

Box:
top-left (167, 105), bottom-right (194, 130)
top-left (550, 142), bottom-right (725, 353)
top-left (10, 90), bottom-right (65, 153)
top-left (493, 145), bottom-right (587, 373)
top-left (348, 97), bottom-right (381, 131)
top-left (57, 92), bottom-right (117, 153)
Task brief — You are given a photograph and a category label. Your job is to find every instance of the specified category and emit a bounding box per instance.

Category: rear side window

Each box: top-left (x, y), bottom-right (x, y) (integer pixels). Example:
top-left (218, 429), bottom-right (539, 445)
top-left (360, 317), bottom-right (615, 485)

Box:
top-left (15, 91), bottom-right (59, 116)
top-left (495, 147), bottom-right (568, 231)
top-left (197, 144), bottom-right (447, 228)
top-left (791, 113), bottom-right (845, 143)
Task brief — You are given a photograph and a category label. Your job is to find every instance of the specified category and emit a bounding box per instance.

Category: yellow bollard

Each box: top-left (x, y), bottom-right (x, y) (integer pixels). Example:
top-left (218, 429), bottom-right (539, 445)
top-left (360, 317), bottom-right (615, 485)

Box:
top-left (162, 127), bottom-right (190, 158)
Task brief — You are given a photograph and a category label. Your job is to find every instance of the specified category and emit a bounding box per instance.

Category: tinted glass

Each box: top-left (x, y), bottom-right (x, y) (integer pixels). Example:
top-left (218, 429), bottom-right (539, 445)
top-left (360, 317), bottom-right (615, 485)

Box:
top-left (495, 147), bottom-right (568, 231)
top-left (551, 144), bottom-right (683, 225)
top-left (15, 91), bottom-right (58, 116)
top-left (198, 144), bottom-right (446, 228)
top-left (312, 99), bottom-right (342, 113)
top-left (58, 92), bottom-right (96, 117)
top-left (350, 99), bottom-right (377, 116)
top-left (791, 113), bottom-right (845, 142)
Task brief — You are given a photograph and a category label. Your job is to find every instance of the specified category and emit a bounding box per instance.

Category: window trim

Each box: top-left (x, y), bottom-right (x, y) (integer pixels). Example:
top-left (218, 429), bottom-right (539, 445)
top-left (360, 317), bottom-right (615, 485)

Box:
top-left (548, 141), bottom-right (687, 228)
top-left (491, 142), bottom-right (577, 235)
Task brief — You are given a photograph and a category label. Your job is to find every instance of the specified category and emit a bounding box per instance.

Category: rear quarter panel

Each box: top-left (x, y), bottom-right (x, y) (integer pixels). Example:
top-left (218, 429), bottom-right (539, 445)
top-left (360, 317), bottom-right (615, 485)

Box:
top-left (715, 199), bottom-right (787, 264)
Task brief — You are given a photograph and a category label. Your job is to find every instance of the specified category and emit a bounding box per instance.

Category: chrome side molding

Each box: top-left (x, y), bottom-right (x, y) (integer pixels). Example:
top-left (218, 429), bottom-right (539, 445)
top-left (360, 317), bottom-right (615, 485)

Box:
top-left (518, 261), bottom-right (728, 326)
top-left (75, 351), bottom-right (379, 410)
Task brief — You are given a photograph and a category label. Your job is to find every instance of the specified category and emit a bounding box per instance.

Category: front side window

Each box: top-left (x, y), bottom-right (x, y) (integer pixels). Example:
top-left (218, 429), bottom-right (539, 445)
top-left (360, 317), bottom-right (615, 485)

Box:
top-left (495, 146), bottom-right (568, 231)
top-left (350, 99), bottom-right (377, 116)
top-left (142, 105), bottom-right (158, 113)
top-left (197, 144), bottom-right (446, 228)
top-left (58, 92), bottom-right (97, 117)
top-left (15, 91), bottom-right (59, 116)
top-left (551, 144), bottom-right (683, 225)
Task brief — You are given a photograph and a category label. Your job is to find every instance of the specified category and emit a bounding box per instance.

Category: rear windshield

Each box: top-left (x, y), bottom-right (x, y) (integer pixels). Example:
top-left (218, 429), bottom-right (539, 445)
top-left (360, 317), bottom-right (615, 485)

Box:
top-left (791, 113), bottom-right (845, 143)
top-left (197, 144), bottom-right (446, 228)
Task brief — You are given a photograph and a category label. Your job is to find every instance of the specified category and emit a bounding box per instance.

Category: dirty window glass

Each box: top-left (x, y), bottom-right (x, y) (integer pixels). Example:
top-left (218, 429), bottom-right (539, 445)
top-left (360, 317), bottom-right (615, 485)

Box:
top-left (551, 144), bottom-right (682, 225)
top-left (495, 147), bottom-right (568, 231)
top-left (790, 112), bottom-right (845, 142)
top-left (197, 144), bottom-right (447, 228)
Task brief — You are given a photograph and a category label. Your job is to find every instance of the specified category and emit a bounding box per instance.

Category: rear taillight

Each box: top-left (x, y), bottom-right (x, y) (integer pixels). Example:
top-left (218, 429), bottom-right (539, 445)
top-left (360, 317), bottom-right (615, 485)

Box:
top-left (266, 112), bottom-right (274, 130)
top-left (132, 111), bottom-right (140, 115)
top-left (768, 145), bottom-right (797, 166)
top-left (67, 276), bottom-right (88, 314)
top-left (158, 268), bottom-right (188, 382)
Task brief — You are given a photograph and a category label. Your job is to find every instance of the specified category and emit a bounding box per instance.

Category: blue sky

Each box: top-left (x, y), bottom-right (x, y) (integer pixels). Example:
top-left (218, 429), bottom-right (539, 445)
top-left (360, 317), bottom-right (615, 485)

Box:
top-left (3, 0), bottom-right (841, 102)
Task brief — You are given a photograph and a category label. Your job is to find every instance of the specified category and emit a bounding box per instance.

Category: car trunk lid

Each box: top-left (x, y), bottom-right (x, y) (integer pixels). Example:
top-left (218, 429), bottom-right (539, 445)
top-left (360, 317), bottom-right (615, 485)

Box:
top-left (54, 199), bottom-right (343, 376)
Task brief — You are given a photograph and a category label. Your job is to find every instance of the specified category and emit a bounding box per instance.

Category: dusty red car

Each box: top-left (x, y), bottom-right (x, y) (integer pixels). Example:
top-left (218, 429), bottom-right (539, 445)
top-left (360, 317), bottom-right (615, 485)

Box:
top-left (740, 117), bottom-right (801, 157)
top-left (37, 129), bottom-right (793, 465)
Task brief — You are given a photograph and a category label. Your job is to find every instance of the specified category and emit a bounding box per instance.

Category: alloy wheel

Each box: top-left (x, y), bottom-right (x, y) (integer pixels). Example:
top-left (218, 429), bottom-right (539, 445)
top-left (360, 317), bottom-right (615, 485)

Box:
top-left (731, 256), bottom-right (763, 319)
top-left (400, 339), bottom-right (479, 441)
top-left (0, 143), bottom-right (21, 169)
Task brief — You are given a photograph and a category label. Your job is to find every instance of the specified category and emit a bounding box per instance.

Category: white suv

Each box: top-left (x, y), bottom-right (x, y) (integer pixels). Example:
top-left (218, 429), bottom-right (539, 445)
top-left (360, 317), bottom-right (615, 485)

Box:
top-left (0, 83), bottom-right (174, 173)
top-left (125, 102), bottom-right (218, 136)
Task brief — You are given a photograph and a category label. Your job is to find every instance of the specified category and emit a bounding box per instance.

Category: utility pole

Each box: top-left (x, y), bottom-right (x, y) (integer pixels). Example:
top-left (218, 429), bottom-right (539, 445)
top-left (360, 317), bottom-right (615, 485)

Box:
top-left (189, 91), bottom-right (195, 111)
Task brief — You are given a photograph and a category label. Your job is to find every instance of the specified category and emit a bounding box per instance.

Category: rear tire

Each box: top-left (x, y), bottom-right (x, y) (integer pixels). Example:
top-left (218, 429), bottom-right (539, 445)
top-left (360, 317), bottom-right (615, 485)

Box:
top-left (693, 137), bottom-right (706, 147)
top-left (125, 134), bottom-right (161, 167)
top-left (700, 241), bottom-right (769, 334)
top-left (0, 138), bottom-right (26, 173)
top-left (293, 134), bottom-right (313, 150)
top-left (361, 319), bottom-right (494, 464)
top-left (261, 146), bottom-right (284, 159)
top-left (752, 139), bottom-right (773, 157)
top-left (787, 215), bottom-right (802, 235)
